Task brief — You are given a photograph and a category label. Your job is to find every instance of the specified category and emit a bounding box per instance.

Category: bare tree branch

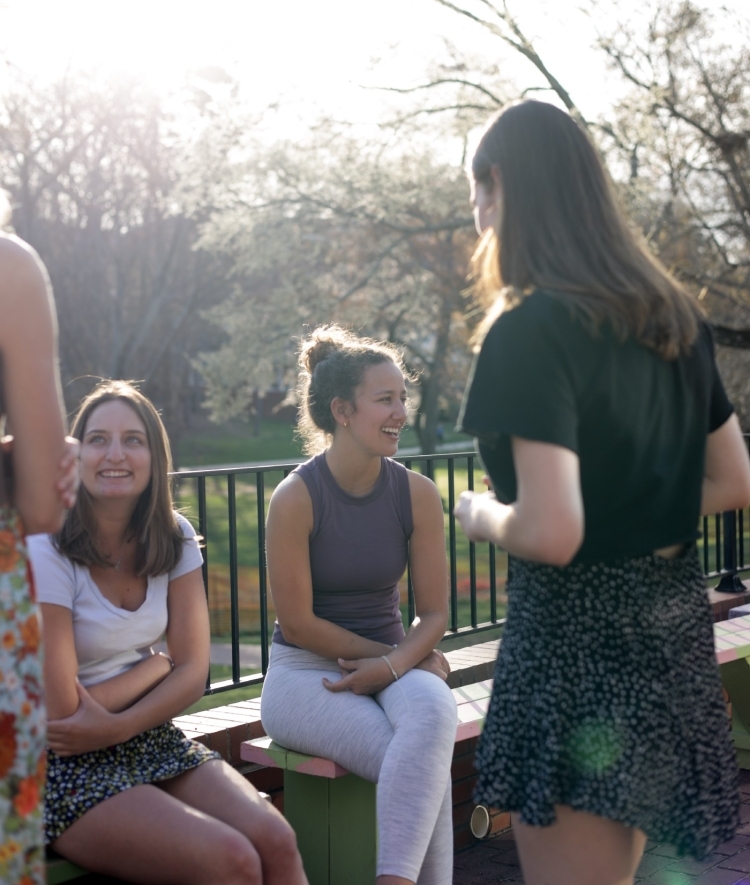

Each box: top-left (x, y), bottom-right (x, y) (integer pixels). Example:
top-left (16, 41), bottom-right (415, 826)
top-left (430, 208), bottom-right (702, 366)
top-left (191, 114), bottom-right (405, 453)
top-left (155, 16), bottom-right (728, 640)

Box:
top-left (366, 78), bottom-right (504, 106)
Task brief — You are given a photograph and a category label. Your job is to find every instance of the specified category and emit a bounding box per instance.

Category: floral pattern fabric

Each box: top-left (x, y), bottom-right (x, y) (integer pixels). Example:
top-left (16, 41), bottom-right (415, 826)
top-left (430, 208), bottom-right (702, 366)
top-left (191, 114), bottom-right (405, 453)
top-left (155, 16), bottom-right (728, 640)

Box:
top-left (45, 721), bottom-right (219, 843)
top-left (474, 546), bottom-right (740, 860)
top-left (0, 508), bottom-right (45, 885)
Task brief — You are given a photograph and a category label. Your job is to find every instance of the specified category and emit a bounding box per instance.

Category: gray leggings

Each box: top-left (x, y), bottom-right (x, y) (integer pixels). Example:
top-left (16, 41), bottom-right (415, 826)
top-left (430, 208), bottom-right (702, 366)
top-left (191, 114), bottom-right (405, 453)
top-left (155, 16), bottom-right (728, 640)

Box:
top-left (260, 644), bottom-right (457, 884)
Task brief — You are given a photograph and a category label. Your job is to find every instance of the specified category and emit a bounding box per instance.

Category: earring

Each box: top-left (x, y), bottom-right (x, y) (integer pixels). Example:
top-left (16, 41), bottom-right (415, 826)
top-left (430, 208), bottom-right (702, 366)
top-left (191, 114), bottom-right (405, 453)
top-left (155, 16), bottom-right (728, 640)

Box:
top-left (344, 421), bottom-right (349, 428)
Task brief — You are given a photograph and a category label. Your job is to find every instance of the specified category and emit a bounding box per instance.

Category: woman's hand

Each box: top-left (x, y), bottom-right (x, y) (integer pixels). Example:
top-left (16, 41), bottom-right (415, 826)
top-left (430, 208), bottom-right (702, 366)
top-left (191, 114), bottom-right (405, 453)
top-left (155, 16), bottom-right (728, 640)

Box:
top-left (454, 490), bottom-right (495, 543)
top-left (57, 436), bottom-right (81, 510)
top-left (414, 649), bottom-right (450, 681)
top-left (323, 656), bottom-right (396, 696)
top-left (0, 434), bottom-right (79, 510)
top-left (47, 681), bottom-right (122, 756)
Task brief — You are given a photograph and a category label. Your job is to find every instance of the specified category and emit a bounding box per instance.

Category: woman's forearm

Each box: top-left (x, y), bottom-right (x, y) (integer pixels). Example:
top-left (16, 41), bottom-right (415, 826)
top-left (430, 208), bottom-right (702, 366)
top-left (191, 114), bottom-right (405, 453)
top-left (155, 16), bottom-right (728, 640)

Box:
top-left (455, 491), bottom-right (583, 567)
top-left (86, 652), bottom-right (173, 713)
top-left (390, 611), bottom-right (447, 676)
top-left (106, 660), bottom-right (207, 745)
top-left (278, 614), bottom-right (396, 660)
top-left (288, 608), bottom-right (448, 680)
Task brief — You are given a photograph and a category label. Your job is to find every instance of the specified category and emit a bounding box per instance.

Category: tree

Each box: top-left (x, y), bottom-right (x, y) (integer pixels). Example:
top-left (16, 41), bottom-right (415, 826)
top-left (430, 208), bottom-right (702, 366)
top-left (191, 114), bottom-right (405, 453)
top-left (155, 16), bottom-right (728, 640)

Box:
top-left (0, 69), bottom-right (233, 450)
top-left (196, 128), bottom-right (484, 453)
top-left (417, 0), bottom-right (750, 419)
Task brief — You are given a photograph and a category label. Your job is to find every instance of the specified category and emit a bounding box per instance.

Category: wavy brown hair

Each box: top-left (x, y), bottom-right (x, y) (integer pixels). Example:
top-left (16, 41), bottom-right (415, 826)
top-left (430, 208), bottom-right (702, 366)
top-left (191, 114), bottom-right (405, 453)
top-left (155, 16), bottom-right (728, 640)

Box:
top-left (470, 100), bottom-right (701, 358)
top-left (56, 380), bottom-right (184, 576)
top-left (296, 325), bottom-right (409, 455)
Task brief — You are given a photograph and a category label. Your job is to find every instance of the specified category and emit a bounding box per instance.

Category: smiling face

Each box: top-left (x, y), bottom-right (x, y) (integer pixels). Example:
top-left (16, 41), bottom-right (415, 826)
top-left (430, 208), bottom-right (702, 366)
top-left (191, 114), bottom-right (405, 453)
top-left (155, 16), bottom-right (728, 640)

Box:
top-left (343, 361), bottom-right (408, 456)
top-left (80, 399), bottom-right (152, 503)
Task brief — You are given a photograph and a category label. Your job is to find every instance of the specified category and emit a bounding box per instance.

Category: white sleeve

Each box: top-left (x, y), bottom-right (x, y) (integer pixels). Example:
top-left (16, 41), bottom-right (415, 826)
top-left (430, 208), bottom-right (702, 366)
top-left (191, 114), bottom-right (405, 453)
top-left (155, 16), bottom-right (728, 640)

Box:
top-left (26, 534), bottom-right (77, 609)
top-left (169, 513), bottom-right (204, 581)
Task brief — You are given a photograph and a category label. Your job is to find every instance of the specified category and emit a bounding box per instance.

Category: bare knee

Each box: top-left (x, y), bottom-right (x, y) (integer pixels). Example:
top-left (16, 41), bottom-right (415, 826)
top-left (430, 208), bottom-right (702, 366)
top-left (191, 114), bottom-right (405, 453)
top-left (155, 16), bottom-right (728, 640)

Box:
top-left (210, 831), bottom-right (262, 885)
top-left (255, 813), bottom-right (303, 873)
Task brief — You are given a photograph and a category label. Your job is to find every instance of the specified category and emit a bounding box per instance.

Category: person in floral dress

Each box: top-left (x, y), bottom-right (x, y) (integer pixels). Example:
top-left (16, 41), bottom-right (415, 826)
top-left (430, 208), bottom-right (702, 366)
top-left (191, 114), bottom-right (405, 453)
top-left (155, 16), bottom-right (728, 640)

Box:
top-left (0, 191), bottom-right (78, 885)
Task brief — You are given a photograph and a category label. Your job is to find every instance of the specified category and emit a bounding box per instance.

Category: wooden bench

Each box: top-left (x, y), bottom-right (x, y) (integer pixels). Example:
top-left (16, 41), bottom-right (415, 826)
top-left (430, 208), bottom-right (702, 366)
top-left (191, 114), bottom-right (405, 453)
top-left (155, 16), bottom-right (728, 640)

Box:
top-left (45, 851), bottom-right (88, 884)
top-left (241, 679), bottom-right (492, 885)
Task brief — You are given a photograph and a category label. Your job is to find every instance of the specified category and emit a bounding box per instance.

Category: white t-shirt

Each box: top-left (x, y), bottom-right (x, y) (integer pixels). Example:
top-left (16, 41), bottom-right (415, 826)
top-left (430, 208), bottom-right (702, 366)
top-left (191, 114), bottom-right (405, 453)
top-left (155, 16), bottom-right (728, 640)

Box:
top-left (28, 513), bottom-right (203, 687)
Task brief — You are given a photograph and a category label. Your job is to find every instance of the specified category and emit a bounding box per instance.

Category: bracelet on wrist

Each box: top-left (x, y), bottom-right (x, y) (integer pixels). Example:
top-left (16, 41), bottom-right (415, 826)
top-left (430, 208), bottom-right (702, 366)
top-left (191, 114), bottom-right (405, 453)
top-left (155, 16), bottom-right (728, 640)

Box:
top-left (381, 654), bottom-right (398, 682)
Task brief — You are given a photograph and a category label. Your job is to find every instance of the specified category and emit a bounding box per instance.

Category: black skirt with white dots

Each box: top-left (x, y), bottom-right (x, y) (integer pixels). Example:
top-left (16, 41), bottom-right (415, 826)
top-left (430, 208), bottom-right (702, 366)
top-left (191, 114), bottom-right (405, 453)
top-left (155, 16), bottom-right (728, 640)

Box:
top-left (474, 545), bottom-right (739, 859)
top-left (45, 721), bottom-right (220, 844)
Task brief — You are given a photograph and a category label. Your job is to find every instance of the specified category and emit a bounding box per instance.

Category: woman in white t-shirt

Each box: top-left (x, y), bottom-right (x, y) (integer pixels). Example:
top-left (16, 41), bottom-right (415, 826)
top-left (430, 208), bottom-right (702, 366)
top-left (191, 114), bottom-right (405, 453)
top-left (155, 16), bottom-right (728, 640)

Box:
top-left (29, 380), bottom-right (307, 885)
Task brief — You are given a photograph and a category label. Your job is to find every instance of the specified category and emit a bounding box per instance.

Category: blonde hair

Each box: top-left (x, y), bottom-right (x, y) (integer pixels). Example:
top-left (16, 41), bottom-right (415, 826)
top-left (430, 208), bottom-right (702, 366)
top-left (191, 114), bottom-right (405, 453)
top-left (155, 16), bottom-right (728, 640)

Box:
top-left (470, 100), bottom-right (702, 358)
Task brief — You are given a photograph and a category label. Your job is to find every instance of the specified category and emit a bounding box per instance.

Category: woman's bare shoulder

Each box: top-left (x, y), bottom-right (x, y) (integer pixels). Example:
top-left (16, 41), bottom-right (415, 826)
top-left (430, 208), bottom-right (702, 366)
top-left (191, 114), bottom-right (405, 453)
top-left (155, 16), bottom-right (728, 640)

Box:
top-left (405, 467), bottom-right (443, 510)
top-left (0, 232), bottom-right (43, 271)
top-left (0, 234), bottom-right (51, 312)
top-left (268, 473), bottom-right (312, 517)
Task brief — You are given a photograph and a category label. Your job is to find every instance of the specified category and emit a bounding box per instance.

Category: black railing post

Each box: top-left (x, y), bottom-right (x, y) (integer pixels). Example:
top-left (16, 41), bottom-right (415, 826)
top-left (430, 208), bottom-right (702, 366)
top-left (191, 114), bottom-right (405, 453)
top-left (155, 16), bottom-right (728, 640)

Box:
top-left (197, 476), bottom-right (211, 692)
top-left (717, 510), bottom-right (745, 592)
top-left (404, 459), bottom-right (415, 626)
top-left (467, 456), bottom-right (477, 628)
top-left (227, 474), bottom-right (241, 682)
top-left (256, 472), bottom-right (269, 675)
top-left (447, 458), bottom-right (458, 633)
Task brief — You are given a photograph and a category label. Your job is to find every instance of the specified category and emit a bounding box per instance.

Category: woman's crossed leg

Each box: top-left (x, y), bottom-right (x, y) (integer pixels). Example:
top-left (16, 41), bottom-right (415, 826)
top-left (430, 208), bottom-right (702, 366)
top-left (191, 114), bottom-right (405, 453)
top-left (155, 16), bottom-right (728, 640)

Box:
top-left (52, 759), bottom-right (308, 885)
top-left (262, 660), bottom-right (456, 885)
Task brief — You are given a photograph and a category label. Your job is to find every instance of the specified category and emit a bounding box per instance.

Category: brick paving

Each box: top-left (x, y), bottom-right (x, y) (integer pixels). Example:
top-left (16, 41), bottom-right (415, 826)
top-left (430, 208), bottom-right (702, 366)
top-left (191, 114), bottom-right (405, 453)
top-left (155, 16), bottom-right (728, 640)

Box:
top-left (454, 770), bottom-right (750, 885)
top-left (55, 769), bottom-right (750, 884)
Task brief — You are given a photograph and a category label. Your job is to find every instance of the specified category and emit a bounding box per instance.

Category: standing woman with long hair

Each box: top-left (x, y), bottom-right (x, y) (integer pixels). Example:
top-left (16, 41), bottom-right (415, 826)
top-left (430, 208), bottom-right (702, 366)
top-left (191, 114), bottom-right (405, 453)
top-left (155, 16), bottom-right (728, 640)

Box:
top-left (261, 326), bottom-right (457, 885)
top-left (454, 100), bottom-right (750, 885)
top-left (0, 191), bottom-right (77, 884)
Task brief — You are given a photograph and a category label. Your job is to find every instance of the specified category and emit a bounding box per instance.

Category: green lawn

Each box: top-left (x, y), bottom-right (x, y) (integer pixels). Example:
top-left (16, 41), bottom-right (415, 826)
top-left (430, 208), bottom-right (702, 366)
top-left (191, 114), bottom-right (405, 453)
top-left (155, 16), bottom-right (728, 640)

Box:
top-left (176, 419), bottom-right (470, 468)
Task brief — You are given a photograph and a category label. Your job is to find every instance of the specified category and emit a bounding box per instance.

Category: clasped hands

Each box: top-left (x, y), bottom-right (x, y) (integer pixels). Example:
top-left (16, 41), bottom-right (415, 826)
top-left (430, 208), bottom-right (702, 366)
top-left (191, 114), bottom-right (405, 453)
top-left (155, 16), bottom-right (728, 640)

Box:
top-left (323, 648), bottom-right (451, 696)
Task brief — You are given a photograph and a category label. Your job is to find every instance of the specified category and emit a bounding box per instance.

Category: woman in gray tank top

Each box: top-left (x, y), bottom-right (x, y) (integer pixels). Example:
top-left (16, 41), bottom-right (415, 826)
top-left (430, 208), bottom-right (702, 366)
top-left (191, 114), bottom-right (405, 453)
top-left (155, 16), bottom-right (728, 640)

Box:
top-left (261, 326), bottom-right (458, 885)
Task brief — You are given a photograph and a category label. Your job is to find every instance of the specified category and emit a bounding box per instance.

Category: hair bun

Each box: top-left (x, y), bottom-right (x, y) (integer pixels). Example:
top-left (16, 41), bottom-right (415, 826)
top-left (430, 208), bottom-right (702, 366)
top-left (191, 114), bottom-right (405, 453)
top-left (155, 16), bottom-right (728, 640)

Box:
top-left (299, 326), bottom-right (352, 374)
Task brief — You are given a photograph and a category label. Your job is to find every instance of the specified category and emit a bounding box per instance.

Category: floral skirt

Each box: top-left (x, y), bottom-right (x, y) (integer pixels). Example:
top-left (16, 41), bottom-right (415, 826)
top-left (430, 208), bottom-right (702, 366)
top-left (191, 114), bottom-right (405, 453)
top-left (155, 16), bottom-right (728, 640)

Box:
top-left (45, 722), bottom-right (219, 844)
top-left (474, 546), bottom-right (739, 859)
top-left (0, 508), bottom-right (45, 885)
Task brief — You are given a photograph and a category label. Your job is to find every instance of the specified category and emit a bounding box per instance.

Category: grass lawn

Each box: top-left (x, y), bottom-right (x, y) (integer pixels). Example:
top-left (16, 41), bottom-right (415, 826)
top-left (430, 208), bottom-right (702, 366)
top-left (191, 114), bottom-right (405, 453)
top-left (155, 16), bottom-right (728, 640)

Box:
top-left (176, 419), bottom-right (469, 468)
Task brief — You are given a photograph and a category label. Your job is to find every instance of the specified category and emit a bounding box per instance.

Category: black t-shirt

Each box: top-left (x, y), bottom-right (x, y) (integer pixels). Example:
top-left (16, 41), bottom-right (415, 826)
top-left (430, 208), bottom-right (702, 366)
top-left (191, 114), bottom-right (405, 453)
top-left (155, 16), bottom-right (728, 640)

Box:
top-left (457, 289), bottom-right (734, 564)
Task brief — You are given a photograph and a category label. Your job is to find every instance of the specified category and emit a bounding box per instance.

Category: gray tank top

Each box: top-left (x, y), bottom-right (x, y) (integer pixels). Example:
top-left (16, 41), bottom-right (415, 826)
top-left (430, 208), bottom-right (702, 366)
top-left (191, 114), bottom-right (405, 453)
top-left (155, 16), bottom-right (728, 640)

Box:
top-left (271, 453), bottom-right (413, 648)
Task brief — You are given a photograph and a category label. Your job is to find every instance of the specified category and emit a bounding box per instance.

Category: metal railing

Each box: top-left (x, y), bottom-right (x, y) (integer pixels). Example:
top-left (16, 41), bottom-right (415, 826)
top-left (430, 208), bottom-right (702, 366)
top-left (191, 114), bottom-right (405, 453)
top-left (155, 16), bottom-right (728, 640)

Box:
top-left (172, 450), bottom-right (750, 696)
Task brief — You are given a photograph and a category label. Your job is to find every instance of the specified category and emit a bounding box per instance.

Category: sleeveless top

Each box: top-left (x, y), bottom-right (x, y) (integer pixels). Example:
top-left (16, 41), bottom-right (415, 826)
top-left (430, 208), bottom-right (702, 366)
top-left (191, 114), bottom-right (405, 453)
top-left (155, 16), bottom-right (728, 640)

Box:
top-left (458, 288), bottom-right (734, 563)
top-left (271, 453), bottom-right (413, 648)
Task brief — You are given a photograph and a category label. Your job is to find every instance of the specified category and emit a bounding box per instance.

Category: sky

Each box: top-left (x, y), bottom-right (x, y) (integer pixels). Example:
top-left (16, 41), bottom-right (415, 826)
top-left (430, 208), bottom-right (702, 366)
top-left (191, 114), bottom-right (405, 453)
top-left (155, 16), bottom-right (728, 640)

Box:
top-left (0, 1), bottom-right (620, 118)
top-left (0, 0), bottom-right (746, 144)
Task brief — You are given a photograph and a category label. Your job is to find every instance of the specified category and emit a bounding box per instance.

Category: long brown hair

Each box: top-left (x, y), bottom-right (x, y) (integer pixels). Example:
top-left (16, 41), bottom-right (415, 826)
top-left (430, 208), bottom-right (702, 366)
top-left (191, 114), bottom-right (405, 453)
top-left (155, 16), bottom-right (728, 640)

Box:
top-left (470, 100), bottom-right (701, 358)
top-left (56, 380), bottom-right (184, 576)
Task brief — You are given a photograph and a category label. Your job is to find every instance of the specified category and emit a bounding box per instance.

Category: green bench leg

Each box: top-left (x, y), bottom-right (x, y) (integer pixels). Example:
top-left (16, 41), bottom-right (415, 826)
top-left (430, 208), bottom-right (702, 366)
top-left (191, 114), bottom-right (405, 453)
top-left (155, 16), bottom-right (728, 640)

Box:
top-left (721, 657), bottom-right (750, 769)
top-left (284, 771), bottom-right (376, 885)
